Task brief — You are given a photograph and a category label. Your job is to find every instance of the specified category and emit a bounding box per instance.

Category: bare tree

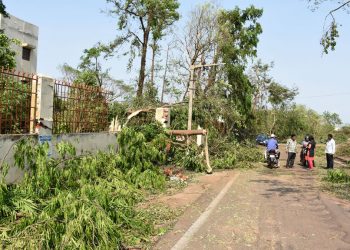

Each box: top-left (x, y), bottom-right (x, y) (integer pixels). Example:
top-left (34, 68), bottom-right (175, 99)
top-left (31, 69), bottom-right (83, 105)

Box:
top-left (171, 2), bottom-right (220, 101)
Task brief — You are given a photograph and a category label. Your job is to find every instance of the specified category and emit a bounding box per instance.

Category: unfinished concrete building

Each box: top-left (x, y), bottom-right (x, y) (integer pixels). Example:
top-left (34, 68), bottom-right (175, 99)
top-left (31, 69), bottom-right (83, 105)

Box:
top-left (0, 14), bottom-right (39, 74)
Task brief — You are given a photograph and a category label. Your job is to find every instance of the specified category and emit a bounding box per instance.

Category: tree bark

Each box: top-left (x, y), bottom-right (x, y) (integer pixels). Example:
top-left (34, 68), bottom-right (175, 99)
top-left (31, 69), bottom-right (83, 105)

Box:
top-left (137, 26), bottom-right (150, 97)
top-left (150, 40), bottom-right (156, 86)
top-left (205, 47), bottom-right (219, 93)
top-left (161, 44), bottom-right (170, 104)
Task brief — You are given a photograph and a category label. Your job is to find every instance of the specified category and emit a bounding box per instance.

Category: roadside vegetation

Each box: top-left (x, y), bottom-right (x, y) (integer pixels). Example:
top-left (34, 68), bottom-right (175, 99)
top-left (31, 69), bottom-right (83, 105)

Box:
top-left (322, 169), bottom-right (350, 200)
top-left (1, 0), bottom-right (350, 248)
top-left (0, 127), bottom-right (171, 249)
top-left (0, 123), bottom-right (264, 249)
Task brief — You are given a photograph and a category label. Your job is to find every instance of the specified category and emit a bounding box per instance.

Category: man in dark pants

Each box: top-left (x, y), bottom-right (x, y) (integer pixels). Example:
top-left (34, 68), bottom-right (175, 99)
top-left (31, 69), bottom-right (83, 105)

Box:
top-left (325, 134), bottom-right (336, 169)
top-left (286, 134), bottom-right (297, 168)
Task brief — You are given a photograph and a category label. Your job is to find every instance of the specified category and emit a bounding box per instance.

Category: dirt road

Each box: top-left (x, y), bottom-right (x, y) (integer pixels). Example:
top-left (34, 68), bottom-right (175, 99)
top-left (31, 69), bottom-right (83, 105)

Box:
top-left (155, 163), bottom-right (350, 249)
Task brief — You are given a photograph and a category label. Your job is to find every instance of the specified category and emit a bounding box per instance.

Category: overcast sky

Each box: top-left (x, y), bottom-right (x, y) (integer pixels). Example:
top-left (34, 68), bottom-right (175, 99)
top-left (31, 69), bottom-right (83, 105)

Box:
top-left (5, 0), bottom-right (350, 123)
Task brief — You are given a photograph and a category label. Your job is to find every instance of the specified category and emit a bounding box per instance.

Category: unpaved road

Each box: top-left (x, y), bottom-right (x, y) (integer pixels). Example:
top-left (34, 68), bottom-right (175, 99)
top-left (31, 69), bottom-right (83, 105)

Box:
top-left (155, 163), bottom-right (350, 249)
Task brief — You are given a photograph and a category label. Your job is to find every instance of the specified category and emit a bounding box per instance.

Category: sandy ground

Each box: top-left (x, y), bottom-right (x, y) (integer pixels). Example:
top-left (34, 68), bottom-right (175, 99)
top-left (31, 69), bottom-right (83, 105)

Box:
top-left (154, 152), bottom-right (350, 250)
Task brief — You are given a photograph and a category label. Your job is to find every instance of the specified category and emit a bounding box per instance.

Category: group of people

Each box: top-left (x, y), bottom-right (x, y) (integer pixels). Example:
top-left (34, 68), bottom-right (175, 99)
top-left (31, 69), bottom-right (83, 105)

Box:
top-left (266, 133), bottom-right (336, 170)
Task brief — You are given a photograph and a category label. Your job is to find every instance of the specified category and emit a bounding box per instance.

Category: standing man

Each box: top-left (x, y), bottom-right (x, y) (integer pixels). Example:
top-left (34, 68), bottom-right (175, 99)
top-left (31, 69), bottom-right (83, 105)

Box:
top-left (286, 134), bottom-right (297, 168)
top-left (325, 134), bottom-right (336, 169)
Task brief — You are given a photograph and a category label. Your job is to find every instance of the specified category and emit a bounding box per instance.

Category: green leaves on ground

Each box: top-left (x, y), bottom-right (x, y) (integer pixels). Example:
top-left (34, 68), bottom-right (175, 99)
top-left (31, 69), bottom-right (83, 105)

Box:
top-left (0, 127), bottom-right (169, 249)
top-left (213, 143), bottom-right (263, 169)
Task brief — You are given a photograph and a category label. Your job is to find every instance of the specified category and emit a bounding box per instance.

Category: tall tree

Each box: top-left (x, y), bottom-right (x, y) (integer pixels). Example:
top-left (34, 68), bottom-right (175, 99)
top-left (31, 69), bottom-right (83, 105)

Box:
top-left (107, 0), bottom-right (180, 97)
top-left (248, 60), bottom-right (274, 110)
top-left (173, 2), bottom-right (219, 99)
top-left (267, 82), bottom-right (298, 133)
top-left (218, 6), bottom-right (263, 116)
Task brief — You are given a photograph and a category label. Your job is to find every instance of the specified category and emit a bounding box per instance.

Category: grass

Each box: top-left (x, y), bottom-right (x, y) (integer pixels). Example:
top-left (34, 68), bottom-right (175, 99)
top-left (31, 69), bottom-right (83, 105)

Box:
top-left (320, 165), bottom-right (350, 200)
top-left (137, 203), bottom-right (184, 249)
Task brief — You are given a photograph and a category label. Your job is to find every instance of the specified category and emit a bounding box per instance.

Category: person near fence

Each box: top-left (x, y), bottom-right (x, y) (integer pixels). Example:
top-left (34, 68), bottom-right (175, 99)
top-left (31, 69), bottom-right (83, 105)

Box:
top-left (325, 134), bottom-right (336, 169)
top-left (307, 135), bottom-right (316, 170)
top-left (286, 134), bottom-right (297, 168)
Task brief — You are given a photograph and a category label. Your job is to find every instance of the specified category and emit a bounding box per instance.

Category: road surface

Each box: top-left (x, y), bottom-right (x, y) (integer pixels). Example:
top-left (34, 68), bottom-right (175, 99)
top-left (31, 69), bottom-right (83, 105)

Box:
top-left (156, 164), bottom-right (350, 250)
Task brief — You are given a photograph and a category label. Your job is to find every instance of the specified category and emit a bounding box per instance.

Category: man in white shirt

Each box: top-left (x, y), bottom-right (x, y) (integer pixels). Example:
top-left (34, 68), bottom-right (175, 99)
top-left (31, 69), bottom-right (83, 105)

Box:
top-left (325, 134), bottom-right (336, 169)
top-left (286, 134), bottom-right (297, 168)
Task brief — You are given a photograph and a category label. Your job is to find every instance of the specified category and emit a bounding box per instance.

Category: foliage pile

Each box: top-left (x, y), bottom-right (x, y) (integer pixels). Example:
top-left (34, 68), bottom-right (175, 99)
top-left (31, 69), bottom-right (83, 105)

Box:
top-left (212, 142), bottom-right (263, 169)
top-left (0, 127), bottom-right (168, 249)
top-left (175, 145), bottom-right (206, 172)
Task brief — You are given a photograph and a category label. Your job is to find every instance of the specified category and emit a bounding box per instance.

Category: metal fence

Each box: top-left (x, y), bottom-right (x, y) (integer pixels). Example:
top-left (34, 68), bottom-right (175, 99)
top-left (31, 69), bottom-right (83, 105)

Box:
top-left (0, 68), bottom-right (38, 134)
top-left (53, 80), bottom-right (110, 134)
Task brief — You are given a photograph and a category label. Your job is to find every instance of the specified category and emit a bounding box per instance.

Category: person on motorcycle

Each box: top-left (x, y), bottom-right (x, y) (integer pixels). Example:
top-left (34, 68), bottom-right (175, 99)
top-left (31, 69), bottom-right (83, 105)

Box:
top-left (266, 134), bottom-right (280, 166)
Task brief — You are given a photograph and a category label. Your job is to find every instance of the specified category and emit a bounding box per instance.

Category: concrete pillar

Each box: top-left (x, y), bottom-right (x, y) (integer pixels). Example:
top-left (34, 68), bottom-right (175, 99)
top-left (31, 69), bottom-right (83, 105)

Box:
top-left (36, 75), bottom-right (54, 155)
top-left (155, 107), bottom-right (170, 128)
top-left (29, 77), bottom-right (38, 133)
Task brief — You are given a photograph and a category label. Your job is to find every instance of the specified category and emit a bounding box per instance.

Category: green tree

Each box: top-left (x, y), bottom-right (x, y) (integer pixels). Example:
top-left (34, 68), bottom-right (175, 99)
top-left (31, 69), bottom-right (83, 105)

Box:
top-left (59, 45), bottom-right (133, 102)
top-left (218, 6), bottom-right (263, 117)
top-left (0, 30), bottom-right (25, 134)
top-left (106, 0), bottom-right (180, 97)
top-left (268, 82), bottom-right (298, 109)
top-left (170, 4), bottom-right (263, 138)
top-left (0, 32), bottom-right (18, 69)
top-left (323, 111), bottom-right (342, 127)
top-left (0, 0), bottom-right (9, 17)
top-left (267, 82), bottom-right (298, 134)
top-left (248, 60), bottom-right (274, 110)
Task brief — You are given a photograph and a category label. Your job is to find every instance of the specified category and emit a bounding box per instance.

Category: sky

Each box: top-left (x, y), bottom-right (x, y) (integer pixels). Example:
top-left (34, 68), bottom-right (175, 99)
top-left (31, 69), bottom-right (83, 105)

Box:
top-left (4, 0), bottom-right (350, 123)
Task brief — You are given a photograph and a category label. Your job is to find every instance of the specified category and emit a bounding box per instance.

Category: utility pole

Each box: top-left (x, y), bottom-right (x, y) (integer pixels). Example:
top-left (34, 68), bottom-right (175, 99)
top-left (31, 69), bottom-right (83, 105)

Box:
top-left (187, 63), bottom-right (225, 131)
top-left (187, 65), bottom-right (195, 131)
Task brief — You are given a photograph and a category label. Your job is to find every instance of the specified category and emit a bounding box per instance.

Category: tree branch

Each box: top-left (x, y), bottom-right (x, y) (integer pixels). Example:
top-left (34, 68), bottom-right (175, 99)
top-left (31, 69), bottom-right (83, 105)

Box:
top-left (128, 30), bottom-right (143, 45)
top-left (329, 1), bottom-right (350, 17)
top-left (324, 0), bottom-right (350, 22)
top-left (139, 16), bottom-right (146, 32)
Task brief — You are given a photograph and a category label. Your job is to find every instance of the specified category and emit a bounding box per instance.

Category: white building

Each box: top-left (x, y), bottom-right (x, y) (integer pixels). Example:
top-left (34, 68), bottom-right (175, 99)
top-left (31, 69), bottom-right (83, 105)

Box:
top-left (0, 14), bottom-right (38, 74)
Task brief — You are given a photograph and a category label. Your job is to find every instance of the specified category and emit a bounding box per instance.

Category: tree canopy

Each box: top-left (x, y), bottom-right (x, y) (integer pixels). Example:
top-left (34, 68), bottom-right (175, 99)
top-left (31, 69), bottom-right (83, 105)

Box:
top-left (106, 0), bottom-right (180, 97)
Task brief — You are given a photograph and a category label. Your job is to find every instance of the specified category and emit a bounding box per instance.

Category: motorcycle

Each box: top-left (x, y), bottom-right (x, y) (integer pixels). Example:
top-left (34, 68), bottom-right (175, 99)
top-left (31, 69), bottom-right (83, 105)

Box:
top-left (300, 147), bottom-right (308, 167)
top-left (267, 149), bottom-right (279, 168)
